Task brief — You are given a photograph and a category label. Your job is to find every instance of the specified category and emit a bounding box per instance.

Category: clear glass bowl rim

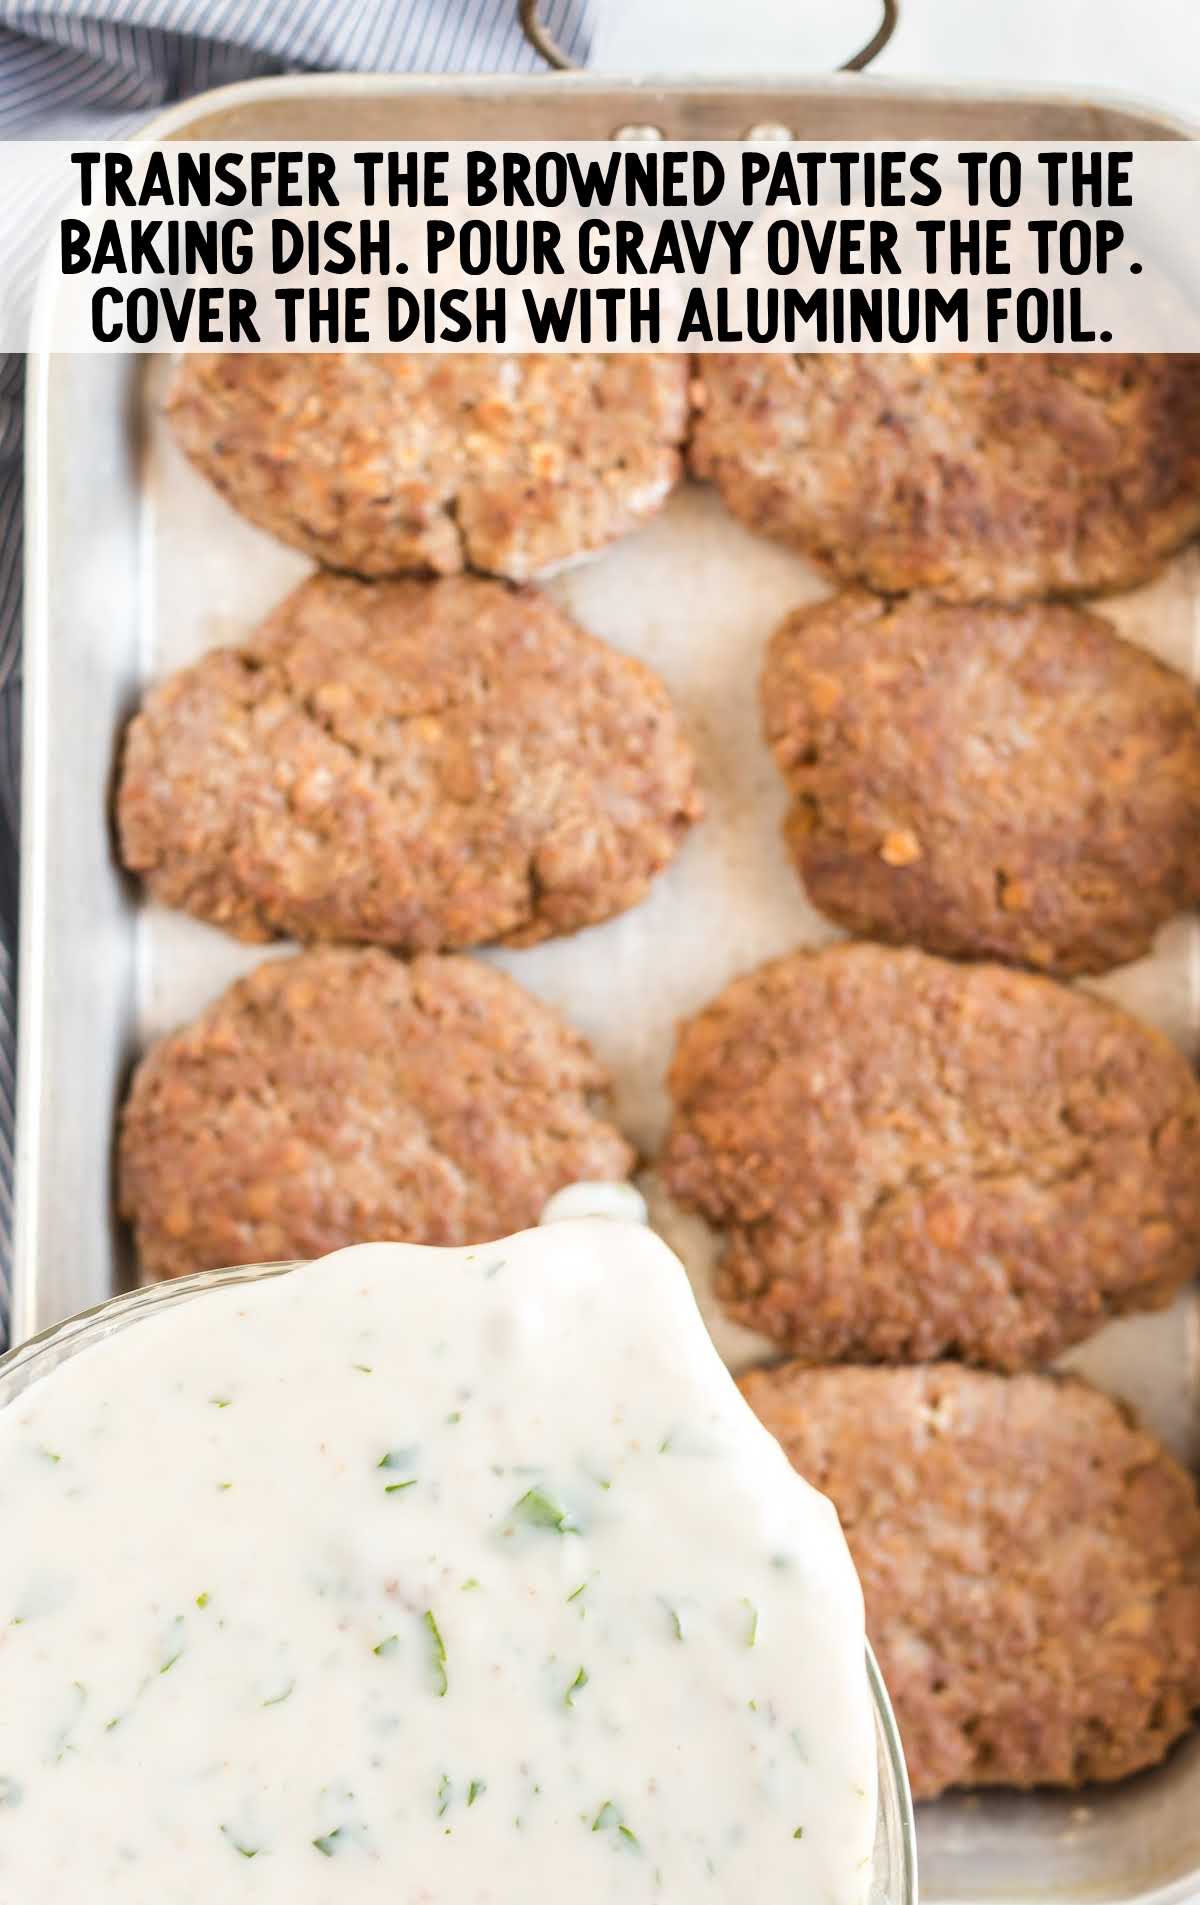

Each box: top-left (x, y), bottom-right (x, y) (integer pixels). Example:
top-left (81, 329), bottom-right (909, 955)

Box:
top-left (0, 1260), bottom-right (918, 1904)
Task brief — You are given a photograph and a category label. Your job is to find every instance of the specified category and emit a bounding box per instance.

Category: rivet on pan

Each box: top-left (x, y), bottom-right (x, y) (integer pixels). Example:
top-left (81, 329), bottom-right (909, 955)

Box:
top-left (613, 124), bottom-right (664, 141)
top-left (745, 123), bottom-right (793, 141)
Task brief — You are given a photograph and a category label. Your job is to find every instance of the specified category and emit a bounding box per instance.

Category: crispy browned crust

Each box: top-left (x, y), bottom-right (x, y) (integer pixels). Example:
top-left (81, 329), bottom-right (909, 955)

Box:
top-left (167, 353), bottom-right (689, 580)
top-left (762, 590), bottom-right (1200, 977)
top-left (118, 947), bottom-right (635, 1282)
top-left (739, 1362), bottom-right (1200, 1798)
top-left (116, 573), bottom-right (701, 951)
top-left (689, 355), bottom-right (1200, 602)
top-left (660, 943), bottom-right (1200, 1368)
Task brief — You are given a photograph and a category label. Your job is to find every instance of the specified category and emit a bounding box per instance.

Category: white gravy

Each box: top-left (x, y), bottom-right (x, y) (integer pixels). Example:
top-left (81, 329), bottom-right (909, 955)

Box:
top-left (0, 1221), bottom-right (876, 1904)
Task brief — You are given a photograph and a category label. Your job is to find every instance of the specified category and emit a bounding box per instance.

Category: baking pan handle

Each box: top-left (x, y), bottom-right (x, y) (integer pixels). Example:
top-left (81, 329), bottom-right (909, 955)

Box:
top-left (518, 0), bottom-right (899, 72)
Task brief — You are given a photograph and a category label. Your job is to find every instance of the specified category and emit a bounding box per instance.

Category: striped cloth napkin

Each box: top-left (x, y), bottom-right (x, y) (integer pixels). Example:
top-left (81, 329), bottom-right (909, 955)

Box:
top-left (0, 0), bottom-right (592, 1346)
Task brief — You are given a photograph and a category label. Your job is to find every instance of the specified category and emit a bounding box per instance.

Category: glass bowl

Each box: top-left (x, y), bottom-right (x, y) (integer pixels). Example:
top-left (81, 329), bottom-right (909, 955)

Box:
top-left (0, 1264), bottom-right (918, 1904)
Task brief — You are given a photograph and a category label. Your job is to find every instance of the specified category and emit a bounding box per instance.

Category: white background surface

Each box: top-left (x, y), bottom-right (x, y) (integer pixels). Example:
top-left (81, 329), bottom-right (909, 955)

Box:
top-left (591, 0), bottom-right (1199, 128)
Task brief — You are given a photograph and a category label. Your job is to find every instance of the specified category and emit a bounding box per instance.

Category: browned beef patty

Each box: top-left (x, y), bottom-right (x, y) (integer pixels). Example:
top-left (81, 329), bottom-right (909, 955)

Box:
top-left (762, 590), bottom-right (1200, 976)
top-left (167, 353), bottom-right (689, 579)
top-left (660, 943), bottom-right (1200, 1368)
top-left (689, 355), bottom-right (1200, 601)
top-left (118, 947), bottom-right (635, 1282)
top-left (116, 573), bottom-right (701, 950)
top-left (740, 1362), bottom-right (1200, 1799)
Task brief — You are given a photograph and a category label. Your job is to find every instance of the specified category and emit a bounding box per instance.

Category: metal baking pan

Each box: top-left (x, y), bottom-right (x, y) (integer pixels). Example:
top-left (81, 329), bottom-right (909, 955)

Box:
top-left (16, 66), bottom-right (1200, 1905)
